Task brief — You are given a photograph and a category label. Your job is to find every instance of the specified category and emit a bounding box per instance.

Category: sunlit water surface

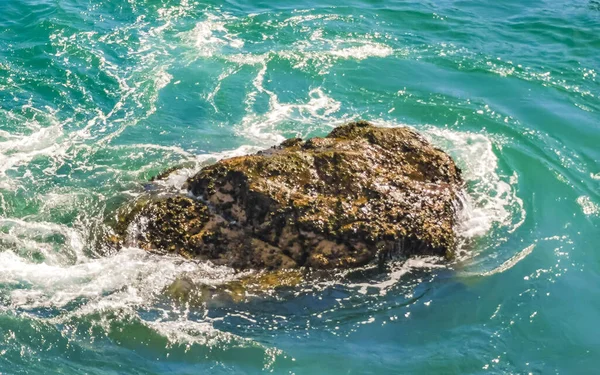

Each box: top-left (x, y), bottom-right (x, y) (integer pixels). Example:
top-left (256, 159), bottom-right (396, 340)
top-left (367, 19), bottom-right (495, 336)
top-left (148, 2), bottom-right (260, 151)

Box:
top-left (0, 0), bottom-right (599, 373)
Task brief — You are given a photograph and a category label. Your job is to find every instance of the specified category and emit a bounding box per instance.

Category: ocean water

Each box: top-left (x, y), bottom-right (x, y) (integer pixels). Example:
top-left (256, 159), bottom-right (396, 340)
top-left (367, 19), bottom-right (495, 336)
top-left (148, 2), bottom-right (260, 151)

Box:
top-left (0, 0), bottom-right (599, 373)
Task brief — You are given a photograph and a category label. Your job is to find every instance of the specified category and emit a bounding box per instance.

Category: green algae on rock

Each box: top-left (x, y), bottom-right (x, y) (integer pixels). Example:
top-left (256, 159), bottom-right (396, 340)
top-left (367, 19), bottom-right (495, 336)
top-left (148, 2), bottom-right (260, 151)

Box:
top-left (115, 121), bottom-right (464, 270)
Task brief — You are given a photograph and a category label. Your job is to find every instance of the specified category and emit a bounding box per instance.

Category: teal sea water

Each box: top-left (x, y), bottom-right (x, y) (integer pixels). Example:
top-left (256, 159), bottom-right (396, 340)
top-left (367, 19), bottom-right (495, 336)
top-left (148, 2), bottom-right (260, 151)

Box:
top-left (0, 0), bottom-right (599, 373)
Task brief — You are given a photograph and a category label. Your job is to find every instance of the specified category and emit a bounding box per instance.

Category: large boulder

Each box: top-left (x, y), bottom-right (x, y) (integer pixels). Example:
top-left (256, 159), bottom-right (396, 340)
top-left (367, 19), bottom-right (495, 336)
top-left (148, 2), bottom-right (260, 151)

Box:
top-left (114, 121), bottom-right (463, 271)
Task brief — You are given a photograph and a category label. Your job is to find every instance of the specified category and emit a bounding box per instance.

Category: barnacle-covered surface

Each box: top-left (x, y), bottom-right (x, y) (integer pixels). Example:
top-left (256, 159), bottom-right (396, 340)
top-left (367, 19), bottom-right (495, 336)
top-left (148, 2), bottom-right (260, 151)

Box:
top-left (115, 121), bottom-right (463, 271)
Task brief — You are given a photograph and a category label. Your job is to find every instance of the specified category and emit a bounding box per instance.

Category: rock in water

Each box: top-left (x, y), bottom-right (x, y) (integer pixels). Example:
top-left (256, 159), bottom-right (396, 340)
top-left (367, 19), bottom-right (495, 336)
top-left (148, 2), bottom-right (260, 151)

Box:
top-left (117, 121), bottom-right (463, 270)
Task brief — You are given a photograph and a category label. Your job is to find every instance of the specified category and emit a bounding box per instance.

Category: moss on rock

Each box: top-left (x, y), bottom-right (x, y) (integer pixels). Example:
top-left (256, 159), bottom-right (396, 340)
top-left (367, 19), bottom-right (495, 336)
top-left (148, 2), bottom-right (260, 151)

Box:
top-left (113, 121), bottom-right (463, 272)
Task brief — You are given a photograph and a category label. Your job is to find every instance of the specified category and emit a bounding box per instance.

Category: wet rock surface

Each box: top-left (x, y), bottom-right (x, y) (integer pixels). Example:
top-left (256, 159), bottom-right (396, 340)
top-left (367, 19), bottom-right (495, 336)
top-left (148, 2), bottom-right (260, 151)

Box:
top-left (114, 121), bottom-right (464, 271)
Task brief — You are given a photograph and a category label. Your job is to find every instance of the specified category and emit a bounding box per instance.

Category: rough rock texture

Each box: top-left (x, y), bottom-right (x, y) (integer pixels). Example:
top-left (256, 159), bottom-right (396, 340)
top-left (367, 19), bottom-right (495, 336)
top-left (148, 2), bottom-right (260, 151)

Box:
top-left (117, 121), bottom-right (463, 270)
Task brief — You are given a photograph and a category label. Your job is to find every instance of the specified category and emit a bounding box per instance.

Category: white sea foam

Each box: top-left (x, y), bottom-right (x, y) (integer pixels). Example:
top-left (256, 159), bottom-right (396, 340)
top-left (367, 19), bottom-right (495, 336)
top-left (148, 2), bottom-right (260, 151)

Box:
top-left (238, 87), bottom-right (342, 144)
top-left (281, 39), bottom-right (395, 74)
top-left (1, 246), bottom-right (238, 311)
top-left (0, 120), bottom-right (65, 189)
top-left (423, 127), bottom-right (525, 238)
top-left (0, 244), bottom-right (252, 349)
top-left (327, 43), bottom-right (394, 59)
top-left (479, 244), bottom-right (535, 276)
top-left (345, 257), bottom-right (446, 296)
top-left (143, 319), bottom-right (233, 347)
top-left (178, 13), bottom-right (244, 61)
top-left (0, 218), bottom-right (86, 265)
top-left (577, 195), bottom-right (599, 216)
top-left (0, 6), bottom-right (179, 189)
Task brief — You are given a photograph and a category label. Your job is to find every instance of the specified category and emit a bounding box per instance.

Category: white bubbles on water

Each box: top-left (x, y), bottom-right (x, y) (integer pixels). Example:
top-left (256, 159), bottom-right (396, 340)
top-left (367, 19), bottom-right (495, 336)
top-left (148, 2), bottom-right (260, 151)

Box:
top-left (279, 38), bottom-right (394, 75)
top-left (0, 112), bottom-right (66, 190)
top-left (577, 195), bottom-right (599, 216)
top-left (143, 319), bottom-right (235, 348)
top-left (423, 127), bottom-right (526, 239)
top-left (238, 87), bottom-right (342, 144)
top-left (178, 13), bottom-right (245, 59)
top-left (1, 245), bottom-right (234, 311)
top-left (347, 256), bottom-right (446, 296)
top-left (0, 218), bottom-right (85, 266)
top-left (171, 9), bottom-right (395, 145)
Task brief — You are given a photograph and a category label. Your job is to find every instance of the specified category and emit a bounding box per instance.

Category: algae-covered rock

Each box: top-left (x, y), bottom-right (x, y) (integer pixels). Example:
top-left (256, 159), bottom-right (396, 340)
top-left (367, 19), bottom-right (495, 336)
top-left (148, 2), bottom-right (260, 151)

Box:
top-left (115, 121), bottom-right (463, 271)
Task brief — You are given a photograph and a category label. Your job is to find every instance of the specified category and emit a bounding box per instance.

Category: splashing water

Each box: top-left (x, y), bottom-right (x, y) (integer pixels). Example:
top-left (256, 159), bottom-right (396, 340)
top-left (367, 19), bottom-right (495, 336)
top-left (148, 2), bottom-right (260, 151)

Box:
top-left (0, 1), bottom-right (599, 374)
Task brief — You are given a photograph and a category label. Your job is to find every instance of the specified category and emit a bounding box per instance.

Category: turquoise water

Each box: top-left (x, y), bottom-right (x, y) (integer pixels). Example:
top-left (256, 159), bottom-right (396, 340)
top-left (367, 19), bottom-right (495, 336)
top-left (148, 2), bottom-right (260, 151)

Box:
top-left (0, 0), bottom-right (599, 373)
